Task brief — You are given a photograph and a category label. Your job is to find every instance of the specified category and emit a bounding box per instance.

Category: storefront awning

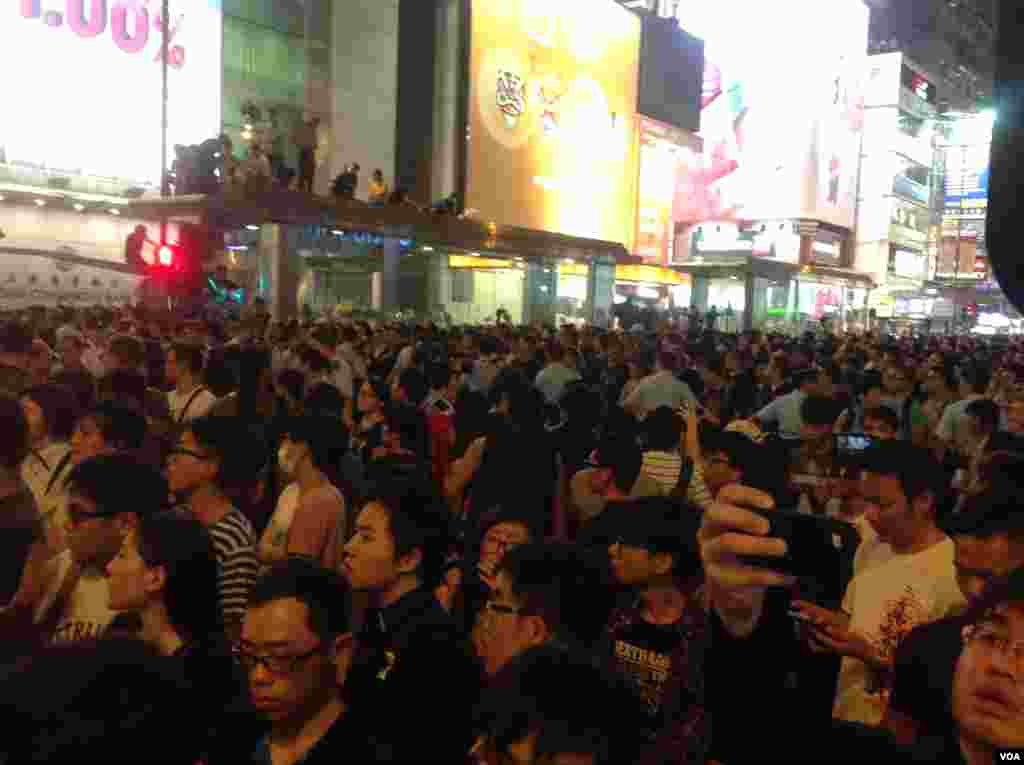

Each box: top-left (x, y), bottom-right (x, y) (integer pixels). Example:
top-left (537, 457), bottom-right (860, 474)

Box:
top-left (798, 264), bottom-right (877, 288)
top-left (126, 190), bottom-right (630, 264)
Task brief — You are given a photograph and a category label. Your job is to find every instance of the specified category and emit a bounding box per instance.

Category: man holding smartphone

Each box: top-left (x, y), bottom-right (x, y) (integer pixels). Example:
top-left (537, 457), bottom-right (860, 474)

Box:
top-left (790, 443), bottom-right (964, 726)
top-left (700, 482), bottom-right (1024, 765)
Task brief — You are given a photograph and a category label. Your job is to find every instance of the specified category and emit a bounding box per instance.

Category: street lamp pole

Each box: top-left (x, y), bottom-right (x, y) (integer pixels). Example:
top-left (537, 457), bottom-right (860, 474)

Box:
top-left (160, 0), bottom-right (170, 200)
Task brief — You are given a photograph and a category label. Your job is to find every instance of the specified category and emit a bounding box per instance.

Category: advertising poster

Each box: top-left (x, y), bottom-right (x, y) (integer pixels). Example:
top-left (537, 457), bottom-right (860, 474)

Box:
top-left (670, 0), bottom-right (868, 262)
top-left (944, 142), bottom-right (990, 219)
top-left (0, 0), bottom-right (223, 188)
top-left (634, 117), bottom-right (698, 265)
top-left (466, 0), bottom-right (640, 246)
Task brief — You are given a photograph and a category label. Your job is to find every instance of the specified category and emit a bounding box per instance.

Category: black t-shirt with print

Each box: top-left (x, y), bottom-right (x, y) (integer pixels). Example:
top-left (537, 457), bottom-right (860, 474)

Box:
top-left (610, 617), bottom-right (683, 741)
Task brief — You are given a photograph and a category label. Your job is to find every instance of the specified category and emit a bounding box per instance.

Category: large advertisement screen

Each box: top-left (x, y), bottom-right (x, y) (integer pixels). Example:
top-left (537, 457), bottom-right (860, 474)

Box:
top-left (466, 0), bottom-right (640, 246)
top-left (671, 1), bottom-right (869, 262)
top-left (0, 0), bottom-right (223, 189)
top-left (635, 117), bottom-right (699, 265)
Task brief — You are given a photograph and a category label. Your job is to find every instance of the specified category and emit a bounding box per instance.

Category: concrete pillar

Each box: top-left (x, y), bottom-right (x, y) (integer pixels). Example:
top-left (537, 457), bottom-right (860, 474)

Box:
top-left (372, 238), bottom-right (402, 314)
top-left (587, 260), bottom-right (616, 328)
top-left (258, 224), bottom-right (302, 321)
top-left (426, 252), bottom-right (451, 321)
top-left (691, 274), bottom-right (709, 312)
top-left (524, 260), bottom-right (557, 326)
top-left (743, 272), bottom-right (756, 332)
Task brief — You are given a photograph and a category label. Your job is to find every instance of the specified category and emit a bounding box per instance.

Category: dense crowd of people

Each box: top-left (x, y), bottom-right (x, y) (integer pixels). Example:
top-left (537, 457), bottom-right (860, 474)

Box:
top-left (1, 304), bottom-right (1023, 764)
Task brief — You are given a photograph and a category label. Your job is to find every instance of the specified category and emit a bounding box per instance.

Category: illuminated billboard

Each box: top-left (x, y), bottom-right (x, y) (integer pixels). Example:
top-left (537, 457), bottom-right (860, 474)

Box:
top-left (0, 0), bottom-right (223, 189)
top-left (634, 117), bottom-right (699, 265)
top-left (671, 0), bottom-right (869, 261)
top-left (466, 0), bottom-right (640, 246)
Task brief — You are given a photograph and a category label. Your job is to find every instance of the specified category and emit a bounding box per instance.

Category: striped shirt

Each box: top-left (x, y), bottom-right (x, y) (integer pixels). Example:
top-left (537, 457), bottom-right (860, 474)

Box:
top-left (640, 451), bottom-right (714, 509)
top-left (208, 509), bottom-right (259, 627)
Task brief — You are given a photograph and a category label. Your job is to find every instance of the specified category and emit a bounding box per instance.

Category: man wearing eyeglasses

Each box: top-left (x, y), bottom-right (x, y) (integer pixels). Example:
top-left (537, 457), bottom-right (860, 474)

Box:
top-left (885, 489), bottom-right (1024, 746)
top-left (226, 559), bottom-right (370, 765)
top-left (34, 454), bottom-right (169, 646)
top-left (471, 542), bottom-right (597, 680)
top-left (700, 482), bottom-right (1024, 764)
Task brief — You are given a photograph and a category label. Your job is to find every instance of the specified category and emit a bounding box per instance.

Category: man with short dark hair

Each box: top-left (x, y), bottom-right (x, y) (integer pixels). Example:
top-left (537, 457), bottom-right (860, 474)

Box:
top-left (341, 479), bottom-right (479, 763)
top-left (36, 454), bottom-right (169, 645)
top-left (230, 558), bottom-right (368, 764)
top-left (885, 488), bottom-right (1024, 744)
top-left (166, 341), bottom-right (216, 424)
top-left (534, 341), bottom-right (580, 406)
top-left (622, 349), bottom-right (696, 419)
top-left (471, 643), bottom-right (645, 765)
top-left (701, 486), bottom-right (1024, 763)
top-left (792, 442), bottom-right (965, 726)
top-left (104, 334), bottom-right (172, 427)
top-left (471, 542), bottom-right (597, 679)
top-left (602, 497), bottom-right (707, 764)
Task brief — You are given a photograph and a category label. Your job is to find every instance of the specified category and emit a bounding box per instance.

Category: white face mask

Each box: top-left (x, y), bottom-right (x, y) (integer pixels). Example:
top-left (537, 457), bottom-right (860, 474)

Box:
top-left (278, 445), bottom-right (303, 476)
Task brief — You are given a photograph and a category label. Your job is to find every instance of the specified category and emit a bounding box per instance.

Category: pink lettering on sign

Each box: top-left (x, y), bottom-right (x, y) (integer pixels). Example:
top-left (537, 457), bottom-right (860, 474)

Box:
top-left (111, 4), bottom-right (148, 52)
top-left (67, 0), bottom-right (107, 37)
top-left (19, 0), bottom-right (185, 66)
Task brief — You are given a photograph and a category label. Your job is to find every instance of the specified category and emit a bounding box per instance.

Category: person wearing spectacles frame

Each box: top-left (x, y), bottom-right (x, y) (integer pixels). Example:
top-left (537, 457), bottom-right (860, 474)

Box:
top-left (224, 558), bottom-right (372, 765)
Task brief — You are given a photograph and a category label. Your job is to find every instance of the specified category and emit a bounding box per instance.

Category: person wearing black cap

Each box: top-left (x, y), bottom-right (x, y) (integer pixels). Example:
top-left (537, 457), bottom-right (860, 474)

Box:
top-left (701, 482), bottom-right (1024, 764)
top-left (569, 434), bottom-right (663, 527)
top-left (886, 487), bottom-right (1024, 745)
top-left (601, 496), bottom-right (706, 765)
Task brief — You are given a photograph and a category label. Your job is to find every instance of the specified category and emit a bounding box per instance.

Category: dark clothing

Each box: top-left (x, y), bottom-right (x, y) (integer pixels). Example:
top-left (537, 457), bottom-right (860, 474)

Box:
top-left (889, 616), bottom-right (963, 740)
top-left (0, 483), bottom-right (42, 605)
top-left (706, 591), bottom-right (968, 765)
top-left (347, 588), bottom-right (481, 763)
top-left (298, 147), bottom-right (315, 193)
top-left (603, 595), bottom-right (707, 765)
top-left (0, 362), bottom-right (31, 399)
top-left (230, 703), bottom-right (372, 765)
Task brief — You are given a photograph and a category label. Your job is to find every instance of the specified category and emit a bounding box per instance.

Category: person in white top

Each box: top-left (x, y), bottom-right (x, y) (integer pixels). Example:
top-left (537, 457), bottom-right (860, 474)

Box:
top-left (792, 443), bottom-right (966, 727)
top-left (36, 455), bottom-right (169, 645)
top-left (166, 341), bottom-right (217, 424)
top-left (259, 416), bottom-right (348, 573)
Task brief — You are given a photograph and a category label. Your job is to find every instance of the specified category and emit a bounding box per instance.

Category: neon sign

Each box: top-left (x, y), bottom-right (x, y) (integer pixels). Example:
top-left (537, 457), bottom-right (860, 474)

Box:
top-left (20, 0), bottom-right (185, 65)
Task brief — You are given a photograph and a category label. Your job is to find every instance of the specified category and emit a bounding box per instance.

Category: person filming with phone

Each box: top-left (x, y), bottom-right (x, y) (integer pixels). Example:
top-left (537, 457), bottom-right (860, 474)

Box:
top-left (699, 442), bottom-right (987, 765)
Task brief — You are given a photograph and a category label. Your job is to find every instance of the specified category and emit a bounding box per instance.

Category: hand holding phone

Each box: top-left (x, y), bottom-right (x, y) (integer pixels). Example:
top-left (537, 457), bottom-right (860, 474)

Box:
top-left (737, 508), bottom-right (847, 579)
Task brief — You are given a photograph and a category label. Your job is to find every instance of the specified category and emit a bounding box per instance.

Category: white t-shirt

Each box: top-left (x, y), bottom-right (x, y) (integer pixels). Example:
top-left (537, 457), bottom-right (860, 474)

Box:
top-left (832, 537), bottom-right (965, 726)
top-left (168, 385), bottom-right (217, 423)
top-left (36, 551), bottom-right (115, 645)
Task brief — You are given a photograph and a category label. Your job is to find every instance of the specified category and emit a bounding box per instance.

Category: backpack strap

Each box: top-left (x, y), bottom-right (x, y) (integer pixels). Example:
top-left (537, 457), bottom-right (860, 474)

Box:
top-left (44, 451), bottom-right (73, 497)
top-left (177, 386), bottom-right (209, 424)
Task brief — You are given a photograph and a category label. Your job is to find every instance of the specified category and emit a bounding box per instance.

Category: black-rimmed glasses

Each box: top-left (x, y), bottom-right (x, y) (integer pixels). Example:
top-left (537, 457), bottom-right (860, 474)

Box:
top-left (231, 643), bottom-right (324, 675)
